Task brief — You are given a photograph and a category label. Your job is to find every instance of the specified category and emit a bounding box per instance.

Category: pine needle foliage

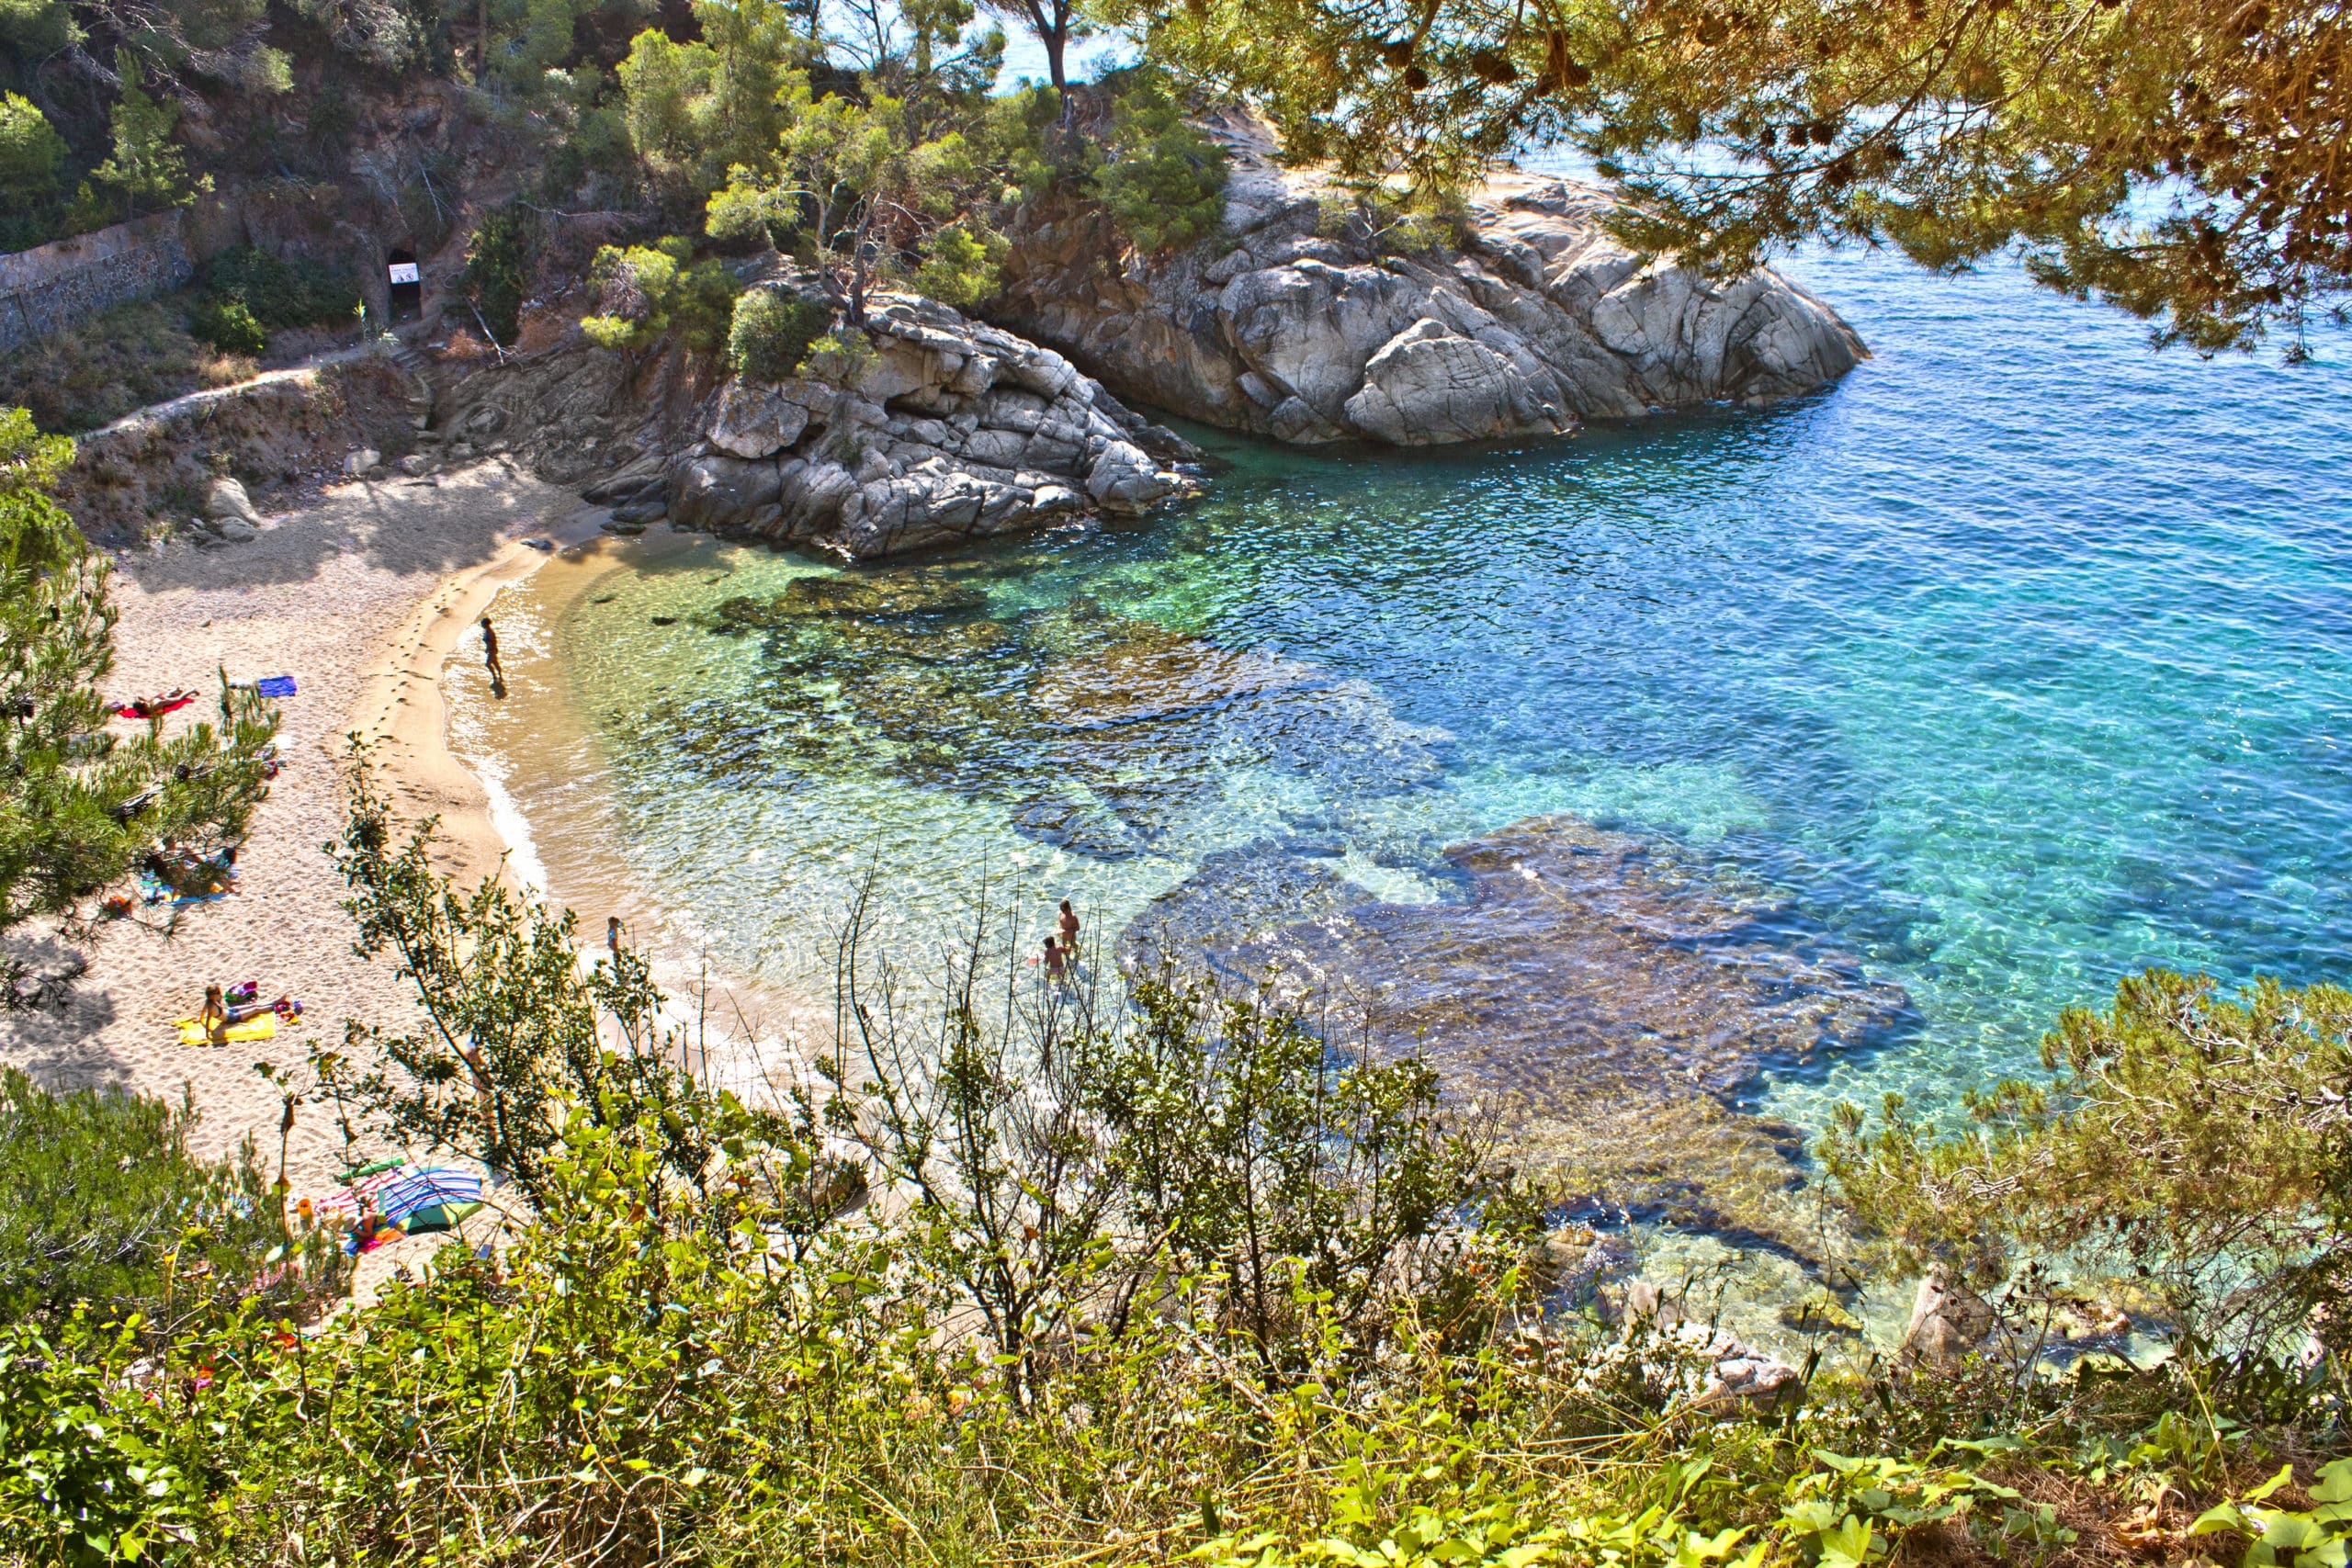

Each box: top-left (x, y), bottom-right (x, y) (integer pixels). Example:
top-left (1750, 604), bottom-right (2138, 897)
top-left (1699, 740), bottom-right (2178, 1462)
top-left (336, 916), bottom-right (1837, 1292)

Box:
top-left (1106, 0), bottom-right (2352, 351)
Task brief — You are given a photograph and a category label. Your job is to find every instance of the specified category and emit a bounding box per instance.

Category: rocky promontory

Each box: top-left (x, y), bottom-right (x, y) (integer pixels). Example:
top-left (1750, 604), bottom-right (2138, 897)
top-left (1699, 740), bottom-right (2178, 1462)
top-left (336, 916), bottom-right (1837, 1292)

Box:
top-left (430, 289), bottom-right (1195, 561)
top-left (996, 115), bottom-right (1866, 446)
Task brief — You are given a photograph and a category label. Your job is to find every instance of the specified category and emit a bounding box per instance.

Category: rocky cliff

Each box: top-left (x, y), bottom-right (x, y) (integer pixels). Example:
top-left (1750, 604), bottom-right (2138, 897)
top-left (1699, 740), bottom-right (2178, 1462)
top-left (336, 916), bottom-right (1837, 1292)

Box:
top-left (994, 119), bottom-right (1866, 446)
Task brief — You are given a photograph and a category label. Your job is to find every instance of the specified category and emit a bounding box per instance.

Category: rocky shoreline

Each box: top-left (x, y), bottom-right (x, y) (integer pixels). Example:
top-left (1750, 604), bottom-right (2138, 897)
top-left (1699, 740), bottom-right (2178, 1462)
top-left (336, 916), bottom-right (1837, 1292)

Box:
top-left (53, 136), bottom-right (1867, 563)
top-left (996, 116), bottom-right (1865, 446)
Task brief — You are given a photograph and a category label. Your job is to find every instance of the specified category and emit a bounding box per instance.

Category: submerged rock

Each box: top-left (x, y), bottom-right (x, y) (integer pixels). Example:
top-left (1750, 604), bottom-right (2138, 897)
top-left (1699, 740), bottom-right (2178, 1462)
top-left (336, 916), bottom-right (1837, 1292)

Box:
top-left (995, 111), bottom-right (1866, 446)
top-left (1125, 814), bottom-right (1913, 1258)
top-left (1133, 814), bottom-right (1908, 1101)
top-left (1901, 1268), bottom-right (1997, 1368)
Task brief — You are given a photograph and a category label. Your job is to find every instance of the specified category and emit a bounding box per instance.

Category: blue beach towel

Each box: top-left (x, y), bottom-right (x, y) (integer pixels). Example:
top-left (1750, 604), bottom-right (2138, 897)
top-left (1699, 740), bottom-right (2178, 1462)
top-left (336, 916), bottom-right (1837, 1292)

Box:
top-left (254, 676), bottom-right (297, 698)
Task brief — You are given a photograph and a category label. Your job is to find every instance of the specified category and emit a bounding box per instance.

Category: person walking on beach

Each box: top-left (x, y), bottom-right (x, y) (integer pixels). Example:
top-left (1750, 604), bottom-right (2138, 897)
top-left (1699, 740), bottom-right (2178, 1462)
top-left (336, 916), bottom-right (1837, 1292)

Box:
top-left (607, 916), bottom-right (623, 959)
top-left (481, 616), bottom-right (506, 697)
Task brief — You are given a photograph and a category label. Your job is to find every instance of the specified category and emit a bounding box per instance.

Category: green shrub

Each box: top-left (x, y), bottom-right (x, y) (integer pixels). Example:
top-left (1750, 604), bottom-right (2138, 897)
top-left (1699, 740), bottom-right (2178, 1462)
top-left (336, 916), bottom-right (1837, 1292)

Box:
top-left (0, 1066), bottom-right (315, 1330)
top-left (462, 210), bottom-right (538, 345)
top-left (1823, 970), bottom-right (2352, 1361)
top-left (198, 248), bottom-right (358, 332)
top-left (727, 286), bottom-right (831, 381)
top-left (1091, 73), bottom-right (1228, 254)
top-left (187, 297), bottom-right (266, 355)
top-left (910, 221), bottom-right (1005, 308)
top-left (0, 91), bottom-right (63, 209)
top-left (0, 1315), bottom-right (203, 1568)
top-left (580, 236), bottom-right (739, 355)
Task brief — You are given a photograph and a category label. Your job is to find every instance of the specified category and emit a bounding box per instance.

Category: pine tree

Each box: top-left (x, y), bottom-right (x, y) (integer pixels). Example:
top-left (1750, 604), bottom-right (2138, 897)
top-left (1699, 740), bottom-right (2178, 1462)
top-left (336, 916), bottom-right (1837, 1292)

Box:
top-left (0, 409), bottom-right (278, 1003)
top-left (90, 53), bottom-right (207, 221)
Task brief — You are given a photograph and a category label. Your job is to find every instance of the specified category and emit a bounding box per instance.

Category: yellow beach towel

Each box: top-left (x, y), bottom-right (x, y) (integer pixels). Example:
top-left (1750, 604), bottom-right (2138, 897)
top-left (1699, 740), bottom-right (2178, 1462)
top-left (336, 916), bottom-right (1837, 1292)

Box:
top-left (175, 1015), bottom-right (277, 1044)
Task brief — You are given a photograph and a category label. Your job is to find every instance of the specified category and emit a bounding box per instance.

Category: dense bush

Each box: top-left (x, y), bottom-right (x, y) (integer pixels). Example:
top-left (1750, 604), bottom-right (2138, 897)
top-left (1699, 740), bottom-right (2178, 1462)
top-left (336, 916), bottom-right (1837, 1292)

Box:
top-left (1825, 969), bottom-right (2352, 1365)
top-left (0, 92), bottom-right (65, 250)
top-left (579, 236), bottom-right (739, 355)
top-left (461, 210), bottom-right (538, 345)
top-left (727, 286), bottom-right (831, 381)
top-left (186, 297), bottom-right (265, 355)
top-left (0, 1065), bottom-right (338, 1335)
top-left (197, 248), bottom-right (358, 333)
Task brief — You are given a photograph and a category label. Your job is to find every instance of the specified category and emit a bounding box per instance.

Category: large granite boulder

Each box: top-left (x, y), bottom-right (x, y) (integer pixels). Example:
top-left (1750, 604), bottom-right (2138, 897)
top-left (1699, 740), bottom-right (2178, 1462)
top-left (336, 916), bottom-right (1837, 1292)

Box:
top-left (666, 292), bottom-right (1194, 559)
top-left (994, 112), bottom-right (1866, 446)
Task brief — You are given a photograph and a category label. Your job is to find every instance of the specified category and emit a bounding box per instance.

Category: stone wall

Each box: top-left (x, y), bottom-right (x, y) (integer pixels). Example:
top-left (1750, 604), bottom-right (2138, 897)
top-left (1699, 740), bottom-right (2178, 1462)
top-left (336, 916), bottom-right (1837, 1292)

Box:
top-left (0, 210), bottom-right (194, 354)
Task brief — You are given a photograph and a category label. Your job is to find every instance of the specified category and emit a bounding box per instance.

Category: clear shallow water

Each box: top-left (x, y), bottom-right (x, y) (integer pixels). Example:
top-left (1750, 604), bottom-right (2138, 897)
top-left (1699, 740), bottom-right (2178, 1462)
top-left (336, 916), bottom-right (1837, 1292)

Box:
top-left (474, 241), bottom-right (2352, 1178)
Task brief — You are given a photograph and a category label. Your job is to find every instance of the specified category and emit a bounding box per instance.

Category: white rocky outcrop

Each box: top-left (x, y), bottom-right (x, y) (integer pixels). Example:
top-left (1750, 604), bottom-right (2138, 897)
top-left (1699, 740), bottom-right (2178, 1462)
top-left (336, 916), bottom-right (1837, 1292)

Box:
top-left (995, 115), bottom-right (1866, 446)
top-left (1900, 1268), bottom-right (1998, 1369)
top-left (666, 293), bottom-right (1192, 558)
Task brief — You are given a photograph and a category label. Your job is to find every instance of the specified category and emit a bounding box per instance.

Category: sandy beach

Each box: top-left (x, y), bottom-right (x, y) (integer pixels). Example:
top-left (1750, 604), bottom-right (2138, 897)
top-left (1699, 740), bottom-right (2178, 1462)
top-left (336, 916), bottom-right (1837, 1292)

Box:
top-left (0, 459), bottom-right (594, 1199)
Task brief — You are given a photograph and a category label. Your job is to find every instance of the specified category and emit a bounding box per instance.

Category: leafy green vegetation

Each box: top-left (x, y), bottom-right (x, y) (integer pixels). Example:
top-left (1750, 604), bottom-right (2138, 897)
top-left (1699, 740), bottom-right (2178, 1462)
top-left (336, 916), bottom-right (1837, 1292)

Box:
top-left (1825, 970), bottom-right (2352, 1363)
top-left (0, 407), bottom-right (278, 978)
top-left (578, 236), bottom-right (740, 353)
top-left (0, 1067), bottom-right (322, 1328)
top-left (0, 747), bottom-right (2340, 1564)
top-left (1089, 72), bottom-right (1227, 254)
top-left (196, 248), bottom-right (358, 334)
top-left (184, 297), bottom-right (264, 355)
top-left (77, 54), bottom-right (207, 224)
top-left (0, 90), bottom-right (63, 248)
top-left (727, 285), bottom-right (831, 381)
top-left (459, 209), bottom-right (537, 345)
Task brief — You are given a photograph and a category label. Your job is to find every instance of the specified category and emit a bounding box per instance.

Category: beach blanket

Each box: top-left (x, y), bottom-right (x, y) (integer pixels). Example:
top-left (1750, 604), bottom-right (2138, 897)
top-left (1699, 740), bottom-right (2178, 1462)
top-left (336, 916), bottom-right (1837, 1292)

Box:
top-left (317, 1168), bottom-right (401, 1222)
top-left (114, 694), bottom-right (196, 720)
top-left (175, 1015), bottom-right (277, 1044)
top-left (254, 676), bottom-right (297, 698)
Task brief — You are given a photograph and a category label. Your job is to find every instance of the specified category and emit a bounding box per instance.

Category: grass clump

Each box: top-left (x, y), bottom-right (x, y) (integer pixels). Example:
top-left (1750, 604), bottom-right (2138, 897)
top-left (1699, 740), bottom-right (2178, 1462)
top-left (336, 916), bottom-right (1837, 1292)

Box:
top-left (0, 298), bottom-right (253, 434)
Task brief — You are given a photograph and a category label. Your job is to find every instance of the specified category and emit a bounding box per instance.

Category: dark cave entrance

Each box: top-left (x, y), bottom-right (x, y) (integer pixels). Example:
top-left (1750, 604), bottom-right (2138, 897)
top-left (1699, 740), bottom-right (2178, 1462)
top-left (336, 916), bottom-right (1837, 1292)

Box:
top-left (387, 247), bottom-right (422, 321)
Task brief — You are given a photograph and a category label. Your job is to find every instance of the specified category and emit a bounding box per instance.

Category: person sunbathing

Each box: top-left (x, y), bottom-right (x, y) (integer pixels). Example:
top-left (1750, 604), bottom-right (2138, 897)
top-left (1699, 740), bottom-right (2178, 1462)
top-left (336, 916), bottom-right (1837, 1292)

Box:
top-left (225, 993), bottom-right (297, 1025)
top-left (198, 985), bottom-right (230, 1047)
top-left (112, 689), bottom-right (198, 721)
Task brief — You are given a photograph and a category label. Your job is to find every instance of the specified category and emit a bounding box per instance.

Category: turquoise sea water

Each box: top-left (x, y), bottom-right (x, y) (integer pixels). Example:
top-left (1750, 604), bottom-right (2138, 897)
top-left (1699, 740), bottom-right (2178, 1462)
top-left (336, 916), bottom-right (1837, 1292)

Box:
top-left (473, 240), bottom-right (2352, 1175)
